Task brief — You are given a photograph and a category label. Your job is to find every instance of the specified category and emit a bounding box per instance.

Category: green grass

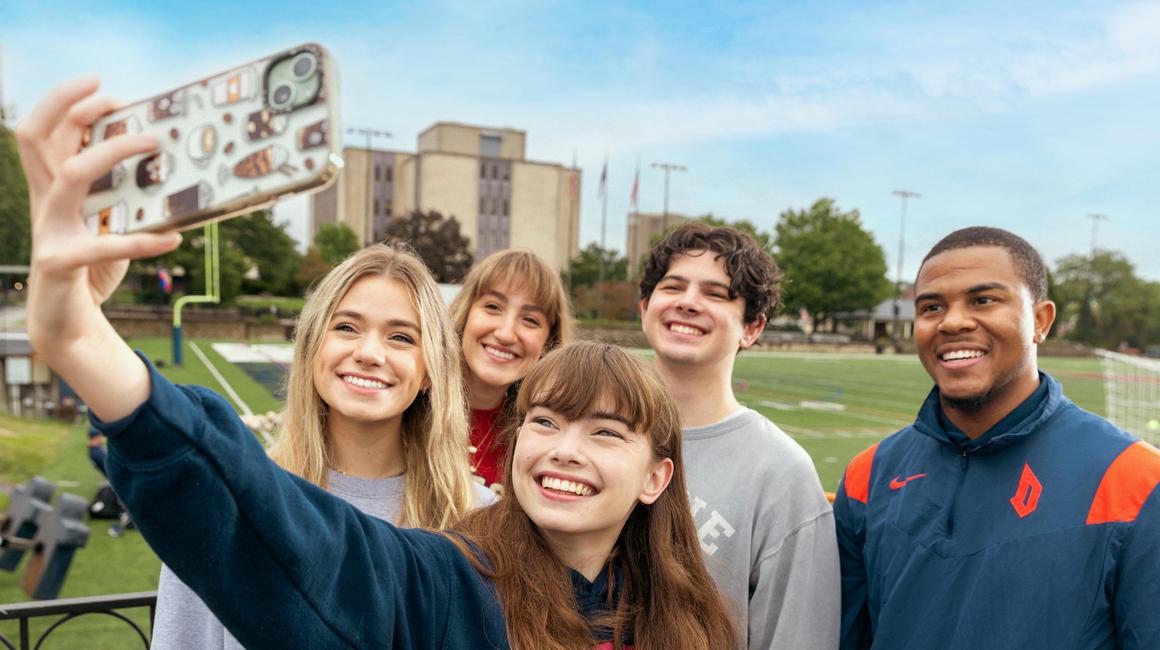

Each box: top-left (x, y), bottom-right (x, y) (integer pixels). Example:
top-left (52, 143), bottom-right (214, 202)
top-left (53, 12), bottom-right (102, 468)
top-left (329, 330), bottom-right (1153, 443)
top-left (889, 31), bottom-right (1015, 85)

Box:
top-left (731, 353), bottom-right (1107, 490)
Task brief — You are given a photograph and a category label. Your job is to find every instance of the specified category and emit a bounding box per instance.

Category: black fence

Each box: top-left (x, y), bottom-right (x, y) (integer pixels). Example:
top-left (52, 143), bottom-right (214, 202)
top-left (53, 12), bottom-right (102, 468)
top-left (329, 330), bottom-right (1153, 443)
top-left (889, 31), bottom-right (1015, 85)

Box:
top-left (0, 591), bottom-right (155, 650)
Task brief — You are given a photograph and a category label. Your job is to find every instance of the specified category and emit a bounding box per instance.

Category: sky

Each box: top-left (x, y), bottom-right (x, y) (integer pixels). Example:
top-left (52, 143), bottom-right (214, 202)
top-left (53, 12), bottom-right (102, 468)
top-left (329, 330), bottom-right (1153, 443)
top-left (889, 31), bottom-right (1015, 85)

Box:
top-left (2, 0), bottom-right (1159, 280)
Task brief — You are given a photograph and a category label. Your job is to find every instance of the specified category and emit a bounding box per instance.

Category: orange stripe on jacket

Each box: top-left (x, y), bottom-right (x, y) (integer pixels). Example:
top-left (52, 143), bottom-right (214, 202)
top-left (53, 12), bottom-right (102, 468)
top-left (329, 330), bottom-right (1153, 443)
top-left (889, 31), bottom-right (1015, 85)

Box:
top-left (844, 443), bottom-right (879, 504)
top-left (1086, 441), bottom-right (1160, 525)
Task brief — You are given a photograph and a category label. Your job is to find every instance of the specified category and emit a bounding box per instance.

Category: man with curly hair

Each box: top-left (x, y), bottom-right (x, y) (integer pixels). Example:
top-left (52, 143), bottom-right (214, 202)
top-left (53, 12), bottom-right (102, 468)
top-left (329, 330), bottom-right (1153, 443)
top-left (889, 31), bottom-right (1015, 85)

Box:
top-left (639, 223), bottom-right (839, 648)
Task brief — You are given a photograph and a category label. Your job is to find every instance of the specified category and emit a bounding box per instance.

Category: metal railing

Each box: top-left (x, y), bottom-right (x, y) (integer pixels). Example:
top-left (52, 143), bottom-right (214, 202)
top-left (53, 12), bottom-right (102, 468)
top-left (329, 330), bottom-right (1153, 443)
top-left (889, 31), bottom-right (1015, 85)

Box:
top-left (0, 591), bottom-right (155, 650)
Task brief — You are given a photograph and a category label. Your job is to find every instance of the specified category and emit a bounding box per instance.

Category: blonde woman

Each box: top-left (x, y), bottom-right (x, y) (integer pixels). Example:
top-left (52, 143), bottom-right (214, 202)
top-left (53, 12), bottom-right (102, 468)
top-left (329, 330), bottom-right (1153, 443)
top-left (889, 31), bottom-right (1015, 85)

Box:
top-left (448, 251), bottom-right (574, 491)
top-left (151, 243), bottom-right (495, 648)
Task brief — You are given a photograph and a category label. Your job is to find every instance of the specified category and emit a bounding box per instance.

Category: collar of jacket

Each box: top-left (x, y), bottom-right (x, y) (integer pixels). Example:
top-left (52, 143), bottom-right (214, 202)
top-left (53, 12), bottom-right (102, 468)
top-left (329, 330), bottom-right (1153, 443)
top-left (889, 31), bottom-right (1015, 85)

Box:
top-left (912, 371), bottom-right (1065, 455)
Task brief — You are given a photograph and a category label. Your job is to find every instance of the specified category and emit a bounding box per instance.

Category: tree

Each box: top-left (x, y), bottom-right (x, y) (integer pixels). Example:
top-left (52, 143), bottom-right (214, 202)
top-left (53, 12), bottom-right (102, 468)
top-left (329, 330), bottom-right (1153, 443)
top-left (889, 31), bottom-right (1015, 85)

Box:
top-left (0, 125), bottom-right (30, 265)
top-left (315, 223), bottom-right (361, 266)
top-left (1052, 252), bottom-right (1153, 348)
top-left (568, 243), bottom-right (628, 288)
top-left (774, 198), bottom-right (892, 332)
top-left (133, 226), bottom-right (248, 305)
top-left (382, 210), bottom-right (473, 283)
top-left (221, 210), bottom-right (302, 295)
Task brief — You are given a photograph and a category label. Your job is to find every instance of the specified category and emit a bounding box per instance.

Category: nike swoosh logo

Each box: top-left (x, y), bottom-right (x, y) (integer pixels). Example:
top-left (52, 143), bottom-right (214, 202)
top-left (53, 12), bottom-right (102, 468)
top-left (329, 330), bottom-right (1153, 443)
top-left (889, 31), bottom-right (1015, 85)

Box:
top-left (889, 473), bottom-right (928, 490)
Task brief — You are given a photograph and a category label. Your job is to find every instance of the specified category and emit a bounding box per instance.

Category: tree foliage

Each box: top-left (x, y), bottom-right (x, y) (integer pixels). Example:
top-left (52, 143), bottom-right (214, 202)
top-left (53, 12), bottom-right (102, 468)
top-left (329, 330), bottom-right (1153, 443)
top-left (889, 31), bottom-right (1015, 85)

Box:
top-left (315, 223), bottom-right (361, 266)
top-left (774, 198), bottom-right (891, 331)
top-left (223, 210), bottom-right (302, 295)
top-left (382, 210), bottom-right (473, 283)
top-left (569, 243), bottom-right (628, 289)
top-left (0, 125), bottom-right (31, 265)
top-left (1052, 252), bottom-right (1159, 348)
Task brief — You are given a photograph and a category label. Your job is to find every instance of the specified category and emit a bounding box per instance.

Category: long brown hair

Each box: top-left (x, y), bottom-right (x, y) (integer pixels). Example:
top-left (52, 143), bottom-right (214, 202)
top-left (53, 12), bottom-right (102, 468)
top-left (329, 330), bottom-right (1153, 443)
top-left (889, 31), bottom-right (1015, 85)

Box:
top-left (450, 342), bottom-right (739, 649)
top-left (269, 243), bottom-right (475, 529)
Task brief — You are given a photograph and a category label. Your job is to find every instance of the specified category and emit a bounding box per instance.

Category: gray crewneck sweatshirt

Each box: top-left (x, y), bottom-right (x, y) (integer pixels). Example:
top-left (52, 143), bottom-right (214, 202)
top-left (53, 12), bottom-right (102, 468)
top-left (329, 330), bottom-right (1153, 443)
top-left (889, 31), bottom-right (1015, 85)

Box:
top-left (684, 407), bottom-right (840, 649)
top-left (149, 470), bottom-right (495, 649)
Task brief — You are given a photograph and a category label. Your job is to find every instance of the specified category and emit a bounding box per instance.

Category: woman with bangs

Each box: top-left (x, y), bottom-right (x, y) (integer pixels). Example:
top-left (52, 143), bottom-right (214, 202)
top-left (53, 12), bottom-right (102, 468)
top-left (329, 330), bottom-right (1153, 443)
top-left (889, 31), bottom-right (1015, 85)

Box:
top-left (21, 80), bottom-right (735, 649)
top-left (449, 250), bottom-right (575, 492)
top-left (150, 242), bottom-right (495, 649)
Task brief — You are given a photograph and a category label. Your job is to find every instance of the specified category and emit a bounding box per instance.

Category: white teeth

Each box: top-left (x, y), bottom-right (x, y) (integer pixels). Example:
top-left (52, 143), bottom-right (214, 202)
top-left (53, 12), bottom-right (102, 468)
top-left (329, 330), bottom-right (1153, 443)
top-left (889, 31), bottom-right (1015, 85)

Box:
top-left (343, 375), bottom-right (388, 389)
top-left (540, 476), bottom-right (594, 496)
top-left (485, 345), bottom-right (515, 361)
top-left (941, 350), bottom-right (985, 361)
top-left (669, 324), bottom-right (703, 336)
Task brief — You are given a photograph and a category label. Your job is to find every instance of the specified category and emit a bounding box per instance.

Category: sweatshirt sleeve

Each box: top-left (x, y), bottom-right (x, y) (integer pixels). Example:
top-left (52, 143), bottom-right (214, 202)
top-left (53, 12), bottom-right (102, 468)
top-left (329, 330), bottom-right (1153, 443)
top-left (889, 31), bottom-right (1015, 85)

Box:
top-left (748, 509), bottom-right (840, 650)
top-left (833, 478), bottom-right (872, 650)
top-left (98, 357), bottom-right (508, 649)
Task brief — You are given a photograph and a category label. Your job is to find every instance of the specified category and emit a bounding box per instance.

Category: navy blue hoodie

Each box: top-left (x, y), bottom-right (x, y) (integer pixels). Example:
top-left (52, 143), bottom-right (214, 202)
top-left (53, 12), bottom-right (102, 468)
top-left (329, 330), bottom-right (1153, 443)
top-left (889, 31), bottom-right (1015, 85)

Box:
top-left (834, 373), bottom-right (1160, 649)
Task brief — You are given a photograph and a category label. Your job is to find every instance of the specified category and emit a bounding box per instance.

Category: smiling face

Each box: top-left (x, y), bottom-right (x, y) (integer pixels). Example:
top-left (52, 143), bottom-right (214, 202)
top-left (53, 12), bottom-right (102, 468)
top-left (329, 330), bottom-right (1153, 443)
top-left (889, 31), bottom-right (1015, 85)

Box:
top-left (640, 251), bottom-right (764, 369)
top-left (461, 285), bottom-right (550, 405)
top-left (510, 401), bottom-right (673, 555)
top-left (914, 246), bottom-right (1055, 424)
top-left (312, 274), bottom-right (428, 435)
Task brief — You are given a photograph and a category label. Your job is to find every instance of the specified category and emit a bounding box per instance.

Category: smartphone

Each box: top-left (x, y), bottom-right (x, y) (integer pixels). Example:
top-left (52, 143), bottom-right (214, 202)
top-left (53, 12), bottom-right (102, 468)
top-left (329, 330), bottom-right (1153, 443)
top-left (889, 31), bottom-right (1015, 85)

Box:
top-left (81, 43), bottom-right (341, 234)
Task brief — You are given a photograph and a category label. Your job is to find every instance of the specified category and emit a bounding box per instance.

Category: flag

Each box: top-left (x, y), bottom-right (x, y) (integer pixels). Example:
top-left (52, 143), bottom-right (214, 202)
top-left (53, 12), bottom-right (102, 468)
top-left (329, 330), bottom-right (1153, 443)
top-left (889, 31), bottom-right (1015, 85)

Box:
top-left (599, 157), bottom-right (608, 198)
top-left (159, 268), bottom-right (173, 294)
top-left (629, 162), bottom-right (639, 211)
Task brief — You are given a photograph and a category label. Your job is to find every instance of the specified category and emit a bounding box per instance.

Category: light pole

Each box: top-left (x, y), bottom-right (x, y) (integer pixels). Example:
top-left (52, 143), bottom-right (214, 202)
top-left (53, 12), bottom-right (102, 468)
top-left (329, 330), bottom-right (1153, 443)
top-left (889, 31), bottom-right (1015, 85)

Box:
top-left (651, 162), bottom-right (687, 233)
top-left (346, 127), bottom-right (391, 242)
top-left (892, 189), bottom-right (921, 341)
top-left (1087, 213), bottom-right (1108, 258)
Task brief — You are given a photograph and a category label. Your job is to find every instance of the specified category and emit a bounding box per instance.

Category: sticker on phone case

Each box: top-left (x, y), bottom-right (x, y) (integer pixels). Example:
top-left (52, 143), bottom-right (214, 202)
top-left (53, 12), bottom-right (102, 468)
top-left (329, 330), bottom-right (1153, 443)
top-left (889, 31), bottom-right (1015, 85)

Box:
top-left (296, 120), bottom-right (328, 150)
top-left (232, 145), bottom-right (296, 178)
top-left (187, 124), bottom-right (218, 167)
top-left (149, 90), bottom-right (187, 121)
top-left (85, 202), bottom-right (128, 235)
top-left (102, 115), bottom-right (142, 140)
top-left (211, 68), bottom-right (258, 106)
top-left (246, 108), bottom-right (288, 141)
top-left (165, 182), bottom-right (214, 218)
top-left (89, 164), bottom-right (126, 194)
top-left (136, 152), bottom-right (175, 189)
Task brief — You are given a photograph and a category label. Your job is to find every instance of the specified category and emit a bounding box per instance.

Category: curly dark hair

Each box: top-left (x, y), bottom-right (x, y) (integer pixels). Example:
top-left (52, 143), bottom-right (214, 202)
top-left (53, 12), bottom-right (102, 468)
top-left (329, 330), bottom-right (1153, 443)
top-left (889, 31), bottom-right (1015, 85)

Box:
top-left (640, 223), bottom-right (781, 325)
top-left (920, 227), bottom-right (1048, 301)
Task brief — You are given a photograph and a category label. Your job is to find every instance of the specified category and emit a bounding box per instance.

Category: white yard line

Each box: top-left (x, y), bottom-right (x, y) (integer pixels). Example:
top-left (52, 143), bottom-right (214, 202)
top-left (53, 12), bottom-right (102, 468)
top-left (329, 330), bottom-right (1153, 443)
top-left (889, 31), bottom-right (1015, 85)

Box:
top-left (190, 340), bottom-right (255, 419)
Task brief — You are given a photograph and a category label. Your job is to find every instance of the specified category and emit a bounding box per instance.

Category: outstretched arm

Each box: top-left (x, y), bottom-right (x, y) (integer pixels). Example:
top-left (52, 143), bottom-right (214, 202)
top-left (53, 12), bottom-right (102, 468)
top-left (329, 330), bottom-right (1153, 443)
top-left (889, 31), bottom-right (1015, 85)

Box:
top-left (17, 77), bottom-right (181, 421)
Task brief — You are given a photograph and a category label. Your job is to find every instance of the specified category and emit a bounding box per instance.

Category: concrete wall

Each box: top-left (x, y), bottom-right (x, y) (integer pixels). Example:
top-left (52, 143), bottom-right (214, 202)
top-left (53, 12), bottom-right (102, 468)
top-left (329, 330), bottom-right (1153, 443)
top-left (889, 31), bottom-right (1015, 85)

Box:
top-left (510, 162), bottom-right (563, 268)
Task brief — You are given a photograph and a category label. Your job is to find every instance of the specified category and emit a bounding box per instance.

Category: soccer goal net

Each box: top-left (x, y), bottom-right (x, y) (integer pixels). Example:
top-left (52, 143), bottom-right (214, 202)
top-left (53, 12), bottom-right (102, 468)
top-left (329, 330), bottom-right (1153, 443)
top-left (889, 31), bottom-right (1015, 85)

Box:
top-left (1095, 350), bottom-right (1160, 445)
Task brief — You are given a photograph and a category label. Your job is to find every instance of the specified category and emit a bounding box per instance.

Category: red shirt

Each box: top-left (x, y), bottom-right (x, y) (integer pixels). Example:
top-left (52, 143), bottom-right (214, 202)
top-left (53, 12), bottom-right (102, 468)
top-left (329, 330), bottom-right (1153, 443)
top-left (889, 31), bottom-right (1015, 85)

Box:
top-left (469, 405), bottom-right (506, 489)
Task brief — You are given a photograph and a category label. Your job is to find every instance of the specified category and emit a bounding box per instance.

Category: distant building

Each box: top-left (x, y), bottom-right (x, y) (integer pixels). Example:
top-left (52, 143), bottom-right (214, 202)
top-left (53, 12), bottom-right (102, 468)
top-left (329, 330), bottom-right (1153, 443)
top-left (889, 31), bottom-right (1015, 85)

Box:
top-left (625, 211), bottom-right (693, 278)
top-left (311, 122), bottom-right (581, 271)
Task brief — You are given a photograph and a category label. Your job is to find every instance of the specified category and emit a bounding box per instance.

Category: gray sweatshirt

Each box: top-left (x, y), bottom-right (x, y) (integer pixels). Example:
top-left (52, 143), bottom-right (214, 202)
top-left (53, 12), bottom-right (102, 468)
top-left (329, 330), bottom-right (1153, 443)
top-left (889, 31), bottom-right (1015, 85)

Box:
top-left (149, 470), bottom-right (496, 649)
top-left (684, 408), bottom-right (840, 649)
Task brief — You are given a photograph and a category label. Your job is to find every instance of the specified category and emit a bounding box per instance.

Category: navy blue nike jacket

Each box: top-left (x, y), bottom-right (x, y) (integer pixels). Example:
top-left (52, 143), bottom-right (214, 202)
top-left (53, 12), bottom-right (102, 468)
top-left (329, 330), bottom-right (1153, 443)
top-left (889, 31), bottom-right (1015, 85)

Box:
top-left (834, 373), bottom-right (1160, 649)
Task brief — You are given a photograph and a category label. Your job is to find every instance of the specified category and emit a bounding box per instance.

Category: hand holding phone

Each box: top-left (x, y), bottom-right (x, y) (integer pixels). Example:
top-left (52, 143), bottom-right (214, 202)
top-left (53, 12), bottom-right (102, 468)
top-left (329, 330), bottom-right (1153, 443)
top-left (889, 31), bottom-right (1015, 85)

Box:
top-left (81, 43), bottom-right (341, 234)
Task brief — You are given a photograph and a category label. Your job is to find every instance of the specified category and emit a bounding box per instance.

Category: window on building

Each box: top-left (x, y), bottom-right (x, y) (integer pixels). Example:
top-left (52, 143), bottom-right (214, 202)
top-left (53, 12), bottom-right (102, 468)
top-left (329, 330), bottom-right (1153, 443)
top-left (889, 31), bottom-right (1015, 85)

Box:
top-left (491, 165), bottom-right (498, 180)
top-left (375, 165), bottom-right (381, 182)
top-left (480, 134), bottom-right (502, 158)
top-left (503, 166), bottom-right (510, 181)
top-left (479, 197), bottom-right (485, 214)
top-left (373, 199), bottom-right (380, 215)
top-left (502, 199), bottom-right (509, 215)
top-left (480, 163), bottom-right (487, 179)
top-left (385, 167), bottom-right (393, 183)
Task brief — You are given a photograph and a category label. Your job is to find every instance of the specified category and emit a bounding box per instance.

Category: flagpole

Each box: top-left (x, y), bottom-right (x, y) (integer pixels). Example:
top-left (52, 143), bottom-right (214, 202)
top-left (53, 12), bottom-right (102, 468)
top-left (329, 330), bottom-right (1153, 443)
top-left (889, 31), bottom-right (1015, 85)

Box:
top-left (597, 156), bottom-right (608, 320)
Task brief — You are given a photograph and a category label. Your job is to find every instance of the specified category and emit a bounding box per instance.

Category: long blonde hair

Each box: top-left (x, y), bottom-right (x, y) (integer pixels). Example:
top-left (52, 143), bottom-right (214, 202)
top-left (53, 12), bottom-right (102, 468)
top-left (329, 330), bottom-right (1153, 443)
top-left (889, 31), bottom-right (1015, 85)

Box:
top-left (269, 243), bottom-right (474, 529)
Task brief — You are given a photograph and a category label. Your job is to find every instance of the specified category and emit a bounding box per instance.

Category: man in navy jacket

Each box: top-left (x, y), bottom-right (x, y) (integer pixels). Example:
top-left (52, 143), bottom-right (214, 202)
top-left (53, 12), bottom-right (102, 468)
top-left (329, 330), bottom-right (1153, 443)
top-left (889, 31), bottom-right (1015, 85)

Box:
top-left (834, 227), bottom-right (1160, 649)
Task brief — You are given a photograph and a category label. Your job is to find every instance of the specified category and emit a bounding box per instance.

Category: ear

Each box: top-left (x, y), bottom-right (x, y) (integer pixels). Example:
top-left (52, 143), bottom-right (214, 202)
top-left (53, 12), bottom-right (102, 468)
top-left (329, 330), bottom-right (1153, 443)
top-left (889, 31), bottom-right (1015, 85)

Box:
top-left (638, 457), bottom-right (674, 505)
top-left (1032, 300), bottom-right (1056, 344)
top-left (738, 315), bottom-right (767, 350)
top-left (638, 297), bottom-right (649, 322)
top-left (421, 373), bottom-right (432, 393)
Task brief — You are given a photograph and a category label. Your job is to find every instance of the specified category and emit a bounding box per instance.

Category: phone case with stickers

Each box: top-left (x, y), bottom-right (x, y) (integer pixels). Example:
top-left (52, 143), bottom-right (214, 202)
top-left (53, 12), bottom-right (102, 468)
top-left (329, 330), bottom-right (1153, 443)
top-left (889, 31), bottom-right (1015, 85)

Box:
top-left (81, 43), bottom-right (340, 234)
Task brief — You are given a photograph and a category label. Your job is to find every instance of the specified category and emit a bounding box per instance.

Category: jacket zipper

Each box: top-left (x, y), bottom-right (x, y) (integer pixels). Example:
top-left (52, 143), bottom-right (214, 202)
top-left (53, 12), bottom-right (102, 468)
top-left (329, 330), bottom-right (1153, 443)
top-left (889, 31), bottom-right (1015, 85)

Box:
top-left (945, 449), bottom-right (970, 536)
